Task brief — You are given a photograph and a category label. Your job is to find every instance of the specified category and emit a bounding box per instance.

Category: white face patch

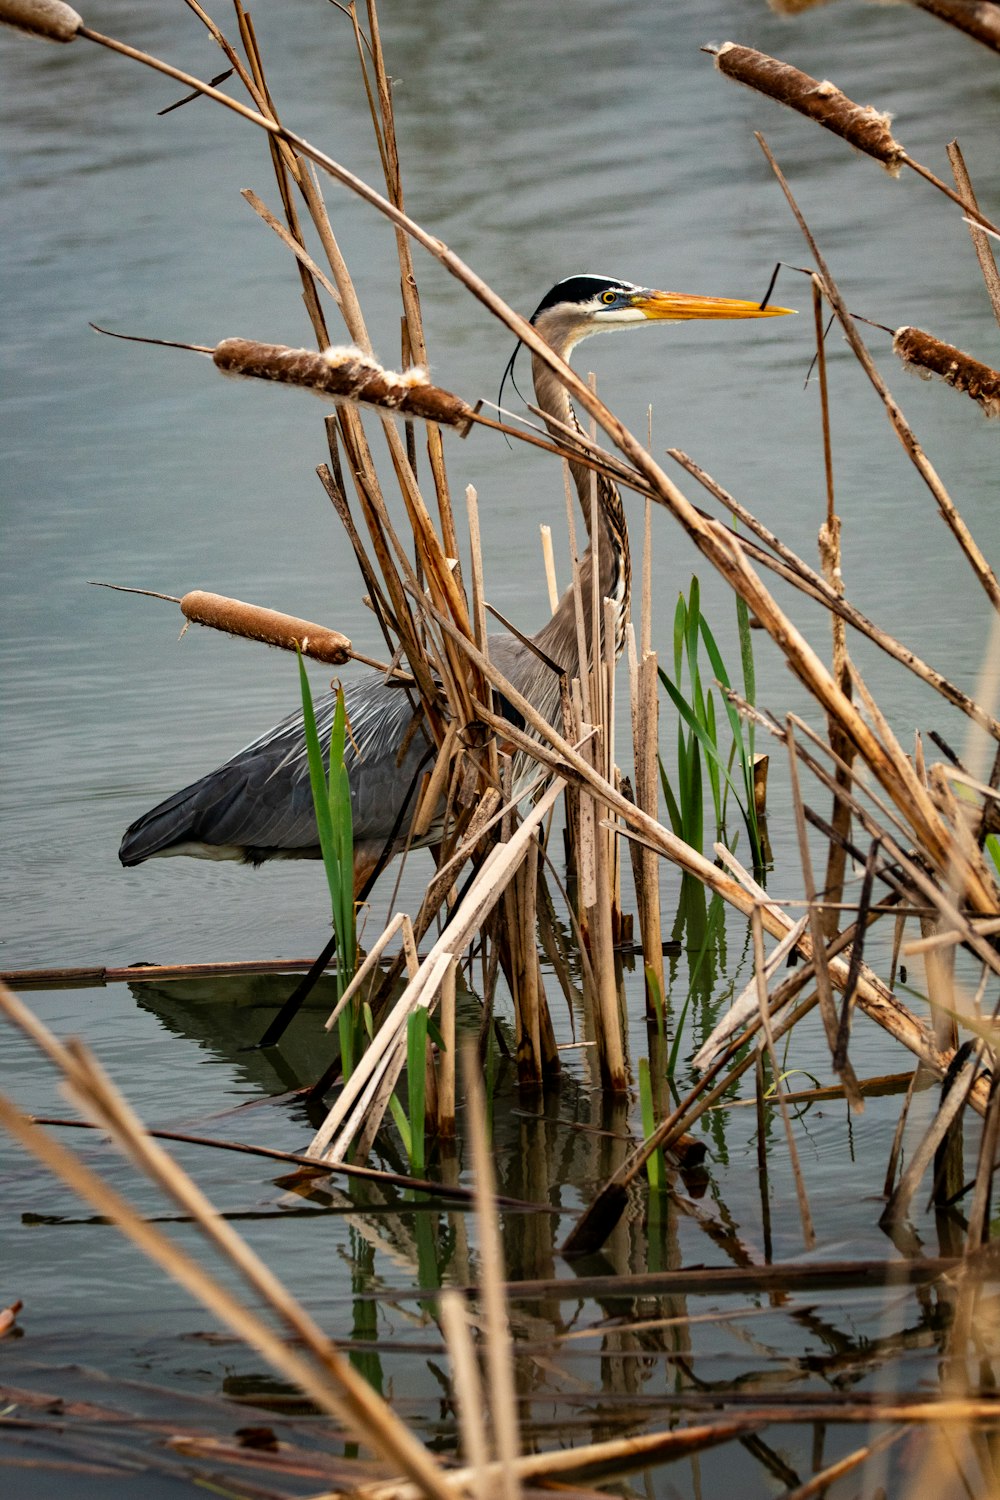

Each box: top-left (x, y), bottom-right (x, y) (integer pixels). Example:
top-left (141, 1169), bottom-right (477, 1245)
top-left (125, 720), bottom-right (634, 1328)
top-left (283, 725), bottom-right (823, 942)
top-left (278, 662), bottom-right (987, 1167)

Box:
top-left (590, 304), bottom-right (649, 325)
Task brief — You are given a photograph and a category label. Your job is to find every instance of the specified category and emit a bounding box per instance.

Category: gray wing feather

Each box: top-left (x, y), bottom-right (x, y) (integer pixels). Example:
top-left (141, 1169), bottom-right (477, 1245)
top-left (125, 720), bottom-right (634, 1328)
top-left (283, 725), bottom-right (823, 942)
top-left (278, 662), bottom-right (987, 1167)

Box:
top-left (119, 676), bottom-right (433, 866)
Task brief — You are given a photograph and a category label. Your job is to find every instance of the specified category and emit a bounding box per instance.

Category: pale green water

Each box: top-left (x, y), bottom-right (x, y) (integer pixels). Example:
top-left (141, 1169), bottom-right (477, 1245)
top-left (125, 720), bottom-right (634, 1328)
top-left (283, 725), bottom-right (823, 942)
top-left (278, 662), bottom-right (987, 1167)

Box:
top-left (2, 2), bottom-right (999, 1494)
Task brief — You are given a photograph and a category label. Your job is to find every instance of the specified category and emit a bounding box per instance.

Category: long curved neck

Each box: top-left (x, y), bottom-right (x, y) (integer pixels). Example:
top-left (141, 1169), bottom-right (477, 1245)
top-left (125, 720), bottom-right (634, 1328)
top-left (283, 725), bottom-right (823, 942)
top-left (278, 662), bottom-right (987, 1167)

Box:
top-left (529, 335), bottom-right (631, 673)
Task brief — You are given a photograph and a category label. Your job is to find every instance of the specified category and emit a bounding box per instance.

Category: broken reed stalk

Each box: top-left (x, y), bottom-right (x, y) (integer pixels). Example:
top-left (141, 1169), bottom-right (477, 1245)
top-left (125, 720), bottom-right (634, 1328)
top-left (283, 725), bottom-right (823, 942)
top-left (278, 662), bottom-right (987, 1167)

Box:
top-left (709, 42), bottom-right (1000, 236)
top-left (0, 982), bottom-right (453, 1499)
top-left (893, 327), bottom-right (1000, 418)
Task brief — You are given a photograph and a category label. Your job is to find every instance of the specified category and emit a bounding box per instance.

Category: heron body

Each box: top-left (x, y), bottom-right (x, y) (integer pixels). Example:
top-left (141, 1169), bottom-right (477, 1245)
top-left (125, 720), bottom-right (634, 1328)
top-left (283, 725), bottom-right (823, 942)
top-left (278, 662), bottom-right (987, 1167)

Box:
top-left (119, 274), bottom-right (790, 889)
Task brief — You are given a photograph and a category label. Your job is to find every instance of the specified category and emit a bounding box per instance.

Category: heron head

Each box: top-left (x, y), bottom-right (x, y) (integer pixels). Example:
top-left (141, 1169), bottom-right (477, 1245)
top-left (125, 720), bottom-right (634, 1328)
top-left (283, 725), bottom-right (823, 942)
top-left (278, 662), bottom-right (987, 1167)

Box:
top-left (498, 272), bottom-right (794, 414)
top-left (529, 272), bottom-right (795, 345)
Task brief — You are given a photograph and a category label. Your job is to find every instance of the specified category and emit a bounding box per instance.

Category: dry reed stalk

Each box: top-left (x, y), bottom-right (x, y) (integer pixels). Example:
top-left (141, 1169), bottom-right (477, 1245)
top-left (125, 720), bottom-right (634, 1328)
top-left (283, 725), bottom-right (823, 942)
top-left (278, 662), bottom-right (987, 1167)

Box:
top-left (893, 326), bottom-right (1000, 417)
top-left (880, 1042), bottom-right (984, 1228)
top-left (437, 1291), bottom-right (490, 1495)
top-left (437, 611), bottom-right (985, 1105)
top-left (502, 833), bottom-right (551, 1089)
top-left (306, 780), bottom-right (565, 1162)
top-left (626, 622), bottom-right (664, 1014)
top-left (363, 2), bottom-right (459, 564)
top-left (964, 1067), bottom-right (1000, 1250)
top-left (751, 908), bottom-right (817, 1251)
top-left (178, 589), bottom-right (351, 664)
top-left (668, 448), bottom-right (1000, 739)
top-left (692, 914), bottom-right (810, 1071)
top-left (539, 523), bottom-right (559, 613)
top-left (757, 134), bottom-right (1000, 620)
top-left (353, 1423), bottom-right (760, 1500)
top-left (0, 984), bottom-right (453, 1497)
top-left (30, 1113), bottom-right (541, 1206)
top-left (462, 483), bottom-right (501, 813)
top-left (438, 960), bottom-right (457, 1139)
top-left (906, 0), bottom-right (1000, 52)
top-left (947, 140), bottom-right (1000, 329)
top-left (711, 41), bottom-right (1000, 235)
top-left (785, 721), bottom-right (863, 1107)
top-left (811, 278), bottom-right (855, 937)
top-left (21, 0), bottom-right (997, 906)
top-left (240, 187), bottom-right (342, 303)
top-left (412, 723), bottom-right (458, 840)
top-left (781, 1427), bottom-right (909, 1500)
top-left (463, 1050), bottom-right (522, 1500)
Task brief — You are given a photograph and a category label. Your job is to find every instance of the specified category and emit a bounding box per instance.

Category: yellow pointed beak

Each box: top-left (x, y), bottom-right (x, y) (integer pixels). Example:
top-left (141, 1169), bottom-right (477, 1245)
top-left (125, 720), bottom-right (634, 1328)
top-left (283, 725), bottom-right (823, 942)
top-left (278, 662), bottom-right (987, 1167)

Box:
top-left (635, 290), bottom-right (795, 321)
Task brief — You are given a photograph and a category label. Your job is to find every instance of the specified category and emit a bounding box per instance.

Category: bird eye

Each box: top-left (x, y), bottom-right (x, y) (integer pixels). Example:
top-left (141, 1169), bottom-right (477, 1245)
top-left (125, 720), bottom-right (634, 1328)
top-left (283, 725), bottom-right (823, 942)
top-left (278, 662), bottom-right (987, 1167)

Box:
top-left (601, 291), bottom-right (617, 305)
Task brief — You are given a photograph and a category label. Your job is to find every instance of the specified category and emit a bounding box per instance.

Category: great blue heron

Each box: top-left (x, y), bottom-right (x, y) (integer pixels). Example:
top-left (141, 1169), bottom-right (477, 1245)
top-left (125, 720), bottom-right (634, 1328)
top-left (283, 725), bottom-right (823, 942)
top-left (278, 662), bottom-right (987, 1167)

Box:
top-left (119, 274), bottom-right (790, 890)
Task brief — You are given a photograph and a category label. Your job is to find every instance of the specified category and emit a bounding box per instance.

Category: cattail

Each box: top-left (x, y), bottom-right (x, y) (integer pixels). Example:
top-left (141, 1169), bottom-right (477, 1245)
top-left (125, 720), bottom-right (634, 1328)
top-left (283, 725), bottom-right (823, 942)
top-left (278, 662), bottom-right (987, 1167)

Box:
top-left (908, 0), bottom-right (1000, 53)
top-left (893, 326), bottom-right (1000, 417)
top-left (180, 591), bottom-right (352, 664)
top-left (212, 339), bottom-right (474, 431)
top-left (0, 0), bottom-right (80, 42)
top-left (709, 43), bottom-right (906, 174)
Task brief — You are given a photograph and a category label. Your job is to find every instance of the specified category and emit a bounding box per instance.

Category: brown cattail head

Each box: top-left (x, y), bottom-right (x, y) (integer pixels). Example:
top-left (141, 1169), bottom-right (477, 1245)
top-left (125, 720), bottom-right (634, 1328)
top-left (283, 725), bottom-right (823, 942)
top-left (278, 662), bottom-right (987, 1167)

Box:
top-left (0, 0), bottom-right (81, 41)
top-left (179, 591), bottom-right (352, 665)
top-left (212, 339), bottom-right (474, 431)
top-left (909, 0), bottom-right (1000, 54)
top-left (710, 42), bottom-right (906, 175)
top-left (893, 326), bottom-right (1000, 417)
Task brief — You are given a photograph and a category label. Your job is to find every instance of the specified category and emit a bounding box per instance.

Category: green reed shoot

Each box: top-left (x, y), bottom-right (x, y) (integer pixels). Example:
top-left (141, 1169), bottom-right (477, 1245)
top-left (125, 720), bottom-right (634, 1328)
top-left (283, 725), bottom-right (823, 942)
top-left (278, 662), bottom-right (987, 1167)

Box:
top-left (638, 1057), bottom-right (665, 1189)
top-left (389, 1008), bottom-right (428, 1176)
top-left (658, 577), bottom-right (765, 871)
top-left (297, 654), bottom-right (359, 1073)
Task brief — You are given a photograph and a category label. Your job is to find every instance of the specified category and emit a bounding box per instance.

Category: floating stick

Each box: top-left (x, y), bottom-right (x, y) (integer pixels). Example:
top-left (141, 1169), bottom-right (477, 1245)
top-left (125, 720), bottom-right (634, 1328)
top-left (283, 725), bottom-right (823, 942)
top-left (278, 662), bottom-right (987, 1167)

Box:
top-left (893, 326), bottom-right (1000, 417)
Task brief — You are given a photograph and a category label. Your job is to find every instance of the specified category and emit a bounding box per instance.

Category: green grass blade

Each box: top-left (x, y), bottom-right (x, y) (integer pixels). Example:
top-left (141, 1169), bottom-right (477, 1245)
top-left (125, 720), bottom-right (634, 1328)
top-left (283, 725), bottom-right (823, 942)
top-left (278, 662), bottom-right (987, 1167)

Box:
top-left (638, 1057), bottom-right (663, 1190)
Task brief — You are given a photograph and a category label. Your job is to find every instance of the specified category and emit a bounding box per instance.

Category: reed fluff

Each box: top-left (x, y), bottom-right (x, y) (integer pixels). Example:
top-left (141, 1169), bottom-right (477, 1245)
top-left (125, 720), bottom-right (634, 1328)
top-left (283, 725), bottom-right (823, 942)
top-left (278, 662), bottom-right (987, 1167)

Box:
top-left (4, 0), bottom-right (1000, 1493)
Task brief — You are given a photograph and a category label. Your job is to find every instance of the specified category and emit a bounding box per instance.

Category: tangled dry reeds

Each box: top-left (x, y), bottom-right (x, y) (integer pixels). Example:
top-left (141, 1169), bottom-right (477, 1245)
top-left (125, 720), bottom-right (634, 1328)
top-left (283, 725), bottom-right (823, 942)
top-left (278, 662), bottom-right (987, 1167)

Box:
top-left (3, 0), bottom-right (1000, 1495)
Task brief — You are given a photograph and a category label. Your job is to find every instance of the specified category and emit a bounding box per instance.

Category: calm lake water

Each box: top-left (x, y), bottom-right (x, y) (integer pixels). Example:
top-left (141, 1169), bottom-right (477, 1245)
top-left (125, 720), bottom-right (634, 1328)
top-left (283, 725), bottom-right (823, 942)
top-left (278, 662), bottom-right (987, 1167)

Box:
top-left (2, 1), bottom-right (999, 1494)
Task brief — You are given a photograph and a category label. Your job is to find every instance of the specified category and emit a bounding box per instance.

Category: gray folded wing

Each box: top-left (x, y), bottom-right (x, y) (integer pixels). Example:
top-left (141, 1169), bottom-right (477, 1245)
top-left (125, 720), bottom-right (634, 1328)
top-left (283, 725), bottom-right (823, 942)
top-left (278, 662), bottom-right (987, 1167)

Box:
top-left (119, 675), bottom-right (434, 867)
